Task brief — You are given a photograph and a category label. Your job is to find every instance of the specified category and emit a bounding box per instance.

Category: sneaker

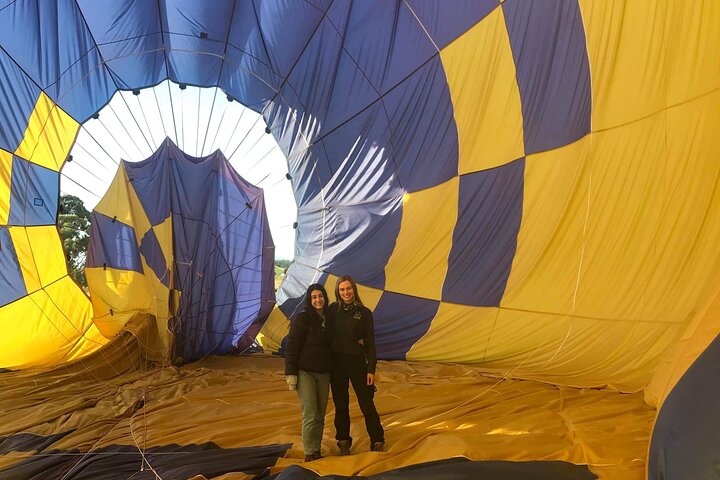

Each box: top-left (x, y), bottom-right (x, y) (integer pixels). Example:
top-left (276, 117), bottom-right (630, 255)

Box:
top-left (370, 441), bottom-right (384, 452)
top-left (337, 440), bottom-right (351, 456)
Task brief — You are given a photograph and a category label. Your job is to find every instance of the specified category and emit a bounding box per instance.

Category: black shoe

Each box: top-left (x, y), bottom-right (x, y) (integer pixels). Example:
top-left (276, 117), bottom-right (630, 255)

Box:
top-left (370, 441), bottom-right (384, 452)
top-left (337, 440), bottom-right (351, 456)
top-left (312, 451), bottom-right (322, 460)
top-left (304, 454), bottom-right (316, 462)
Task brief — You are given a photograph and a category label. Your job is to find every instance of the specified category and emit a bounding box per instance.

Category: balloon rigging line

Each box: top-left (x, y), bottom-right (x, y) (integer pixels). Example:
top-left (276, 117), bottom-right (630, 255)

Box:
top-left (166, 80), bottom-right (181, 147)
top-left (118, 90), bottom-right (155, 154)
top-left (195, 87), bottom-right (202, 156)
top-left (207, 92), bottom-right (229, 156)
top-left (132, 90), bottom-right (158, 149)
top-left (61, 172), bottom-right (101, 198)
top-left (178, 86), bottom-right (185, 151)
top-left (227, 112), bottom-right (264, 163)
top-left (200, 87), bottom-right (219, 156)
top-left (67, 157), bottom-right (106, 184)
top-left (153, 84), bottom-right (170, 142)
top-left (107, 100), bottom-right (147, 158)
top-left (221, 103), bottom-right (246, 154)
top-left (95, 114), bottom-right (133, 160)
top-left (72, 139), bottom-right (113, 172)
top-left (80, 124), bottom-right (119, 166)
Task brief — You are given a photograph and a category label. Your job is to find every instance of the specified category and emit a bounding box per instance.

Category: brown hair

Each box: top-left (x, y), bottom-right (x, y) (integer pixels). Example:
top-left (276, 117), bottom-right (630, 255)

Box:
top-left (334, 275), bottom-right (363, 306)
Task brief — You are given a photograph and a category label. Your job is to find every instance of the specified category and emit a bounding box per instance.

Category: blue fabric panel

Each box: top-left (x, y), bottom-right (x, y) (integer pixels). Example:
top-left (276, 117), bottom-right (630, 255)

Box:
top-left (341, 1), bottom-right (396, 92)
top-left (372, 292), bottom-right (439, 361)
top-left (0, 227), bottom-right (28, 307)
top-left (0, 0), bottom-right (95, 90)
top-left (78, 0), bottom-right (165, 90)
top-left (320, 102), bottom-right (401, 206)
top-left (503, 0), bottom-right (591, 155)
top-left (164, 34), bottom-right (223, 88)
top-left (254, 0), bottom-right (325, 79)
top-left (380, 2), bottom-right (438, 94)
top-left (648, 333), bottom-right (720, 480)
top-left (160, 0), bottom-right (233, 42)
top-left (50, 47), bottom-right (116, 123)
top-left (405, 0), bottom-right (499, 50)
top-left (325, 0), bottom-right (351, 34)
top-left (0, 49), bottom-right (41, 152)
top-left (382, 56), bottom-right (458, 193)
top-left (86, 211), bottom-right (143, 273)
top-left (442, 158), bottom-right (525, 306)
top-left (323, 196), bottom-right (403, 290)
top-left (304, 0), bottom-right (333, 12)
top-left (139, 229), bottom-right (170, 287)
top-left (159, 0), bottom-right (232, 87)
top-left (225, 1), bottom-right (276, 84)
top-left (76, 0), bottom-right (159, 45)
top-left (286, 18), bottom-right (344, 138)
top-left (273, 458), bottom-right (597, 480)
top-left (124, 140), bottom-right (274, 362)
top-left (264, 86), bottom-right (333, 209)
top-left (219, 52), bottom-right (278, 113)
top-left (323, 49), bottom-right (379, 134)
top-left (124, 158), bottom-right (171, 227)
top-left (8, 157), bottom-right (58, 227)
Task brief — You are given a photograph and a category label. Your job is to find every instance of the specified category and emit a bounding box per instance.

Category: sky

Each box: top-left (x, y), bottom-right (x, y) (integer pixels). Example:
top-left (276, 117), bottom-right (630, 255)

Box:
top-left (60, 80), bottom-right (297, 259)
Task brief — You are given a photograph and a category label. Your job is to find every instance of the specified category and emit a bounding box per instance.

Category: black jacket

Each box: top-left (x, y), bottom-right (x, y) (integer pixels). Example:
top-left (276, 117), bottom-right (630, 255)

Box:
top-left (284, 309), bottom-right (332, 375)
top-left (328, 302), bottom-right (378, 374)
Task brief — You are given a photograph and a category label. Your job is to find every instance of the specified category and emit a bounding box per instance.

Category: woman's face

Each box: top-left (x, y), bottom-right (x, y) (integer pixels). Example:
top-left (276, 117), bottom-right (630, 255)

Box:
top-left (310, 290), bottom-right (325, 311)
top-left (338, 280), bottom-right (355, 304)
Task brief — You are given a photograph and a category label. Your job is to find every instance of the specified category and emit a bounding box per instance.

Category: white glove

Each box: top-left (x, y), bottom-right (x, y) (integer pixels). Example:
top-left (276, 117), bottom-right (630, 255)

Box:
top-left (286, 375), bottom-right (298, 391)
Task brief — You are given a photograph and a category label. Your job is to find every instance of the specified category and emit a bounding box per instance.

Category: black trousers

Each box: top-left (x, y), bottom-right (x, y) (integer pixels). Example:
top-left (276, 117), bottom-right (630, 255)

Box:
top-left (330, 353), bottom-right (384, 444)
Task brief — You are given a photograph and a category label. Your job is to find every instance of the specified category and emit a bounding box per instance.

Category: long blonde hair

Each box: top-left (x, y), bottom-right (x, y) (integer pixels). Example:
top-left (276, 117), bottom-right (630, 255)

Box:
top-left (334, 275), bottom-right (363, 306)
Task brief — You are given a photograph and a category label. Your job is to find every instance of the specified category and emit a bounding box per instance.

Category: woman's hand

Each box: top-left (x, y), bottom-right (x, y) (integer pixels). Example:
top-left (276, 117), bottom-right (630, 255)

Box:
top-left (367, 373), bottom-right (375, 385)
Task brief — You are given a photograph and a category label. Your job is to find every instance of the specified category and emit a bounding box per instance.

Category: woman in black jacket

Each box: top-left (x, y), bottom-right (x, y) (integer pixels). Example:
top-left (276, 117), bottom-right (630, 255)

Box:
top-left (329, 275), bottom-right (384, 455)
top-left (284, 283), bottom-right (332, 462)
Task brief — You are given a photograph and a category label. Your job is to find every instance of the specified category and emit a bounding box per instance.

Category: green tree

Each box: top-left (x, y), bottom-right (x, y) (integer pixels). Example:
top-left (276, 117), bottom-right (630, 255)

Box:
top-left (275, 258), bottom-right (292, 270)
top-left (58, 194), bottom-right (91, 288)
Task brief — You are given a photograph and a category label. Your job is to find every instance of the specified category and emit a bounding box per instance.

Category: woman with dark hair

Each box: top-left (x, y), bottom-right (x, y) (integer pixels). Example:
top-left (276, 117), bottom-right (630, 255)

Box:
top-left (329, 275), bottom-right (385, 455)
top-left (285, 283), bottom-right (332, 462)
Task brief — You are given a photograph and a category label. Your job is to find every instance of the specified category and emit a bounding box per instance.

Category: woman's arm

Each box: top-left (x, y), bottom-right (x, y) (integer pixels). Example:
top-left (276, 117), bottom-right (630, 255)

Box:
top-left (284, 313), bottom-right (306, 376)
top-left (363, 308), bottom-right (378, 375)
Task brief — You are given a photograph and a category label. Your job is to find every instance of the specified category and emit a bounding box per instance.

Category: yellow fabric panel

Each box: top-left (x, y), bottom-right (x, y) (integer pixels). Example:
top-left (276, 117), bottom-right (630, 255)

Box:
top-left (501, 92), bottom-right (720, 390)
top-left (86, 267), bottom-right (152, 338)
top-left (406, 303), bottom-right (499, 362)
top-left (637, 92), bottom-right (720, 333)
top-left (0, 276), bottom-right (101, 368)
top-left (0, 352), bottom-right (655, 479)
top-left (257, 306), bottom-right (289, 352)
top-left (324, 273), bottom-right (383, 310)
top-left (14, 92), bottom-right (79, 171)
top-left (664, 1), bottom-right (720, 105)
top-left (10, 226), bottom-right (67, 288)
top-left (440, 6), bottom-right (524, 173)
top-left (502, 137), bottom-right (591, 314)
top-left (646, 289), bottom-right (720, 409)
top-left (8, 227), bottom-right (41, 293)
top-left (0, 149), bottom-right (11, 225)
top-left (151, 216), bottom-right (174, 280)
top-left (93, 165), bottom-right (152, 237)
top-left (579, 0), bottom-right (667, 130)
top-left (384, 178), bottom-right (458, 300)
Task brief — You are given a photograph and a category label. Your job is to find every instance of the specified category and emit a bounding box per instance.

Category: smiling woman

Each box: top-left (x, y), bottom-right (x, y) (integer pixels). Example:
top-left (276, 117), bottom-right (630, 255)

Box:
top-left (0, 1), bottom-right (719, 479)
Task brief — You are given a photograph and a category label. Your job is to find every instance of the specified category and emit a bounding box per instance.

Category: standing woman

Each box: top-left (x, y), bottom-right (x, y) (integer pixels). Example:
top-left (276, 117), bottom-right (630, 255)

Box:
top-left (285, 284), bottom-right (332, 462)
top-left (329, 275), bottom-right (385, 454)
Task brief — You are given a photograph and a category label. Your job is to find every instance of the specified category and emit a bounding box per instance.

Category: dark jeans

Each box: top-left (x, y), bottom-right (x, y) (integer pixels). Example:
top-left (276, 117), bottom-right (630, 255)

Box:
top-left (330, 353), bottom-right (384, 444)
